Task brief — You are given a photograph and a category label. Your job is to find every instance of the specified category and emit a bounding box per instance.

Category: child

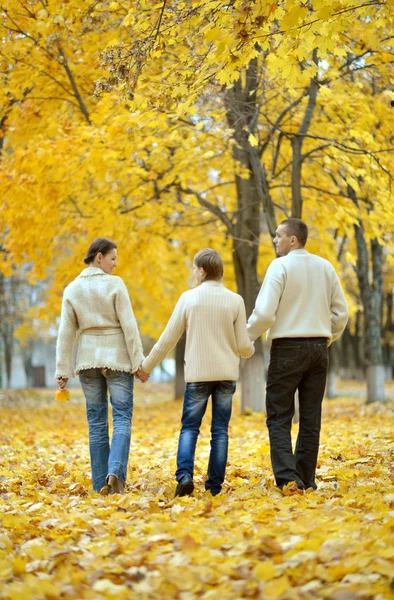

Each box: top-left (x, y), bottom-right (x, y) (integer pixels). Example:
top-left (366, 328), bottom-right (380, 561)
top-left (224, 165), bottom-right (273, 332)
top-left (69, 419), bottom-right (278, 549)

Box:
top-left (140, 249), bottom-right (254, 497)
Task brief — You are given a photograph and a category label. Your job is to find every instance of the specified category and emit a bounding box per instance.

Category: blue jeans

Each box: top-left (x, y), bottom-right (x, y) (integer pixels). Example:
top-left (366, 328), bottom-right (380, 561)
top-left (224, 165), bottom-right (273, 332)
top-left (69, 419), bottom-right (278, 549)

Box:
top-left (176, 381), bottom-right (236, 494)
top-left (79, 368), bottom-right (134, 492)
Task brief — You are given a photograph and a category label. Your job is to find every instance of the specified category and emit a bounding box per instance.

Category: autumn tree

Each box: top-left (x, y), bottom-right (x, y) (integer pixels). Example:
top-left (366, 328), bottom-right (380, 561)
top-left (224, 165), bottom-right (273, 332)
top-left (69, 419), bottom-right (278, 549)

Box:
top-left (0, 259), bottom-right (42, 388)
top-left (1, 1), bottom-right (240, 405)
top-left (99, 0), bottom-right (394, 406)
top-left (0, 0), bottom-right (393, 408)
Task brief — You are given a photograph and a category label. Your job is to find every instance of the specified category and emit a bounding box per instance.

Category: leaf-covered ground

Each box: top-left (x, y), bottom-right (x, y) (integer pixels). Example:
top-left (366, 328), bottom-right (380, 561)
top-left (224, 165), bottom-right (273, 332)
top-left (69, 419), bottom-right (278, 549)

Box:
top-left (0, 384), bottom-right (393, 600)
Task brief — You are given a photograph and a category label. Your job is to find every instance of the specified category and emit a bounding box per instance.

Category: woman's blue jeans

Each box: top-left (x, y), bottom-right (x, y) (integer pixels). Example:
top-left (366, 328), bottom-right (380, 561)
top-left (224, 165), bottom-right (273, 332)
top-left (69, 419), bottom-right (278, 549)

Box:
top-left (176, 381), bottom-right (236, 495)
top-left (79, 368), bottom-right (134, 492)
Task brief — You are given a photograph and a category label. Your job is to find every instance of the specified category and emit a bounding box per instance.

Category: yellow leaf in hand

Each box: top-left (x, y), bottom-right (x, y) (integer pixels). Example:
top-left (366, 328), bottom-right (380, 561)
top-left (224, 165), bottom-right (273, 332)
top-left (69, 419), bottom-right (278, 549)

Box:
top-left (55, 389), bottom-right (70, 403)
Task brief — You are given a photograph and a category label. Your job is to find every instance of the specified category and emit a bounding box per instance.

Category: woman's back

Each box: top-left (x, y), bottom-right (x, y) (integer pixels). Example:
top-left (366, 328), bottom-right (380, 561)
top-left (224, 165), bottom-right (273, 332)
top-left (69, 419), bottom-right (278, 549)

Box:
top-left (66, 268), bottom-right (125, 331)
top-left (55, 267), bottom-right (143, 379)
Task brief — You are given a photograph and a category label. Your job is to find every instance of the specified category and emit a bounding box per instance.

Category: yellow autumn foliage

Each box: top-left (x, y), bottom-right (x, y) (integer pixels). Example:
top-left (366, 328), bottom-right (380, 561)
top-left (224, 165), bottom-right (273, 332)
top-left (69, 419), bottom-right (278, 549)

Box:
top-left (1, 0), bottom-right (393, 342)
top-left (0, 385), bottom-right (393, 599)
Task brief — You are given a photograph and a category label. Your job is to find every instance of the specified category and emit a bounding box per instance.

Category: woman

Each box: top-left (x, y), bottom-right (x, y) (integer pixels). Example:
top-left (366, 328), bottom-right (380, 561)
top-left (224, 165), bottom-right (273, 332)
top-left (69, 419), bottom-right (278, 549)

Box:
top-left (55, 238), bottom-right (147, 494)
top-left (140, 249), bottom-right (254, 497)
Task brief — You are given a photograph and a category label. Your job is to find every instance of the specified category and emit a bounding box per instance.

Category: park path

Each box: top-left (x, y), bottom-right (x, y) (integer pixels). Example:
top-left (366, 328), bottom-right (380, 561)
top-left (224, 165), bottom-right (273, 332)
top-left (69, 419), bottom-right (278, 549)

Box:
top-left (0, 388), bottom-right (393, 599)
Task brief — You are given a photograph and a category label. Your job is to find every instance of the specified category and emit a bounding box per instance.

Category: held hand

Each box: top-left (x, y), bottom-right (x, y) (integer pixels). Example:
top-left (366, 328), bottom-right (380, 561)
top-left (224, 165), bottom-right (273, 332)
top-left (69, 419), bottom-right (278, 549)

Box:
top-left (56, 377), bottom-right (68, 390)
top-left (135, 369), bottom-right (150, 383)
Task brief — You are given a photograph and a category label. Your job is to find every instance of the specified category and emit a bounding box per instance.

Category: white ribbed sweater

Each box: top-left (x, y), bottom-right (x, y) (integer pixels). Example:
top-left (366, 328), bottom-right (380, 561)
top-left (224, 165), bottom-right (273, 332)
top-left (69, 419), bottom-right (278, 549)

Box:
top-left (142, 281), bottom-right (255, 382)
top-left (247, 249), bottom-right (349, 343)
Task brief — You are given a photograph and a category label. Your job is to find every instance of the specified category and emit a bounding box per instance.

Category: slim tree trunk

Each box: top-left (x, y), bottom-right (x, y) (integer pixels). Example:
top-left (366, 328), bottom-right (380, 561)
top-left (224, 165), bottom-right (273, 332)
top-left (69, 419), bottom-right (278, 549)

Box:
top-left (383, 291), bottom-right (393, 379)
top-left (223, 60), bottom-right (278, 412)
top-left (0, 341), bottom-right (3, 389)
top-left (354, 220), bottom-right (385, 403)
top-left (326, 344), bottom-right (338, 398)
top-left (174, 332), bottom-right (186, 400)
top-left (353, 311), bottom-right (363, 377)
top-left (232, 231), bottom-right (266, 412)
top-left (291, 49), bottom-right (319, 218)
top-left (21, 343), bottom-right (34, 388)
top-left (3, 331), bottom-right (13, 389)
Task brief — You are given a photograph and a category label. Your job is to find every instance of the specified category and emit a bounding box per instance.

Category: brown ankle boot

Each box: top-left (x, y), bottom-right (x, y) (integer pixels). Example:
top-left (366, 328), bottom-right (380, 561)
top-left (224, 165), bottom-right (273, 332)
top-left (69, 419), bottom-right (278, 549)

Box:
top-left (108, 475), bottom-right (125, 494)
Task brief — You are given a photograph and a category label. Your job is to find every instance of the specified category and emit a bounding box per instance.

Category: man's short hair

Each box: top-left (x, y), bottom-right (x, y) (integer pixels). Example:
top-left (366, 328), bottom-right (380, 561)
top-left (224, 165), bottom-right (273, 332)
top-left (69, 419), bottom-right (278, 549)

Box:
top-left (280, 218), bottom-right (308, 247)
top-left (194, 248), bottom-right (224, 281)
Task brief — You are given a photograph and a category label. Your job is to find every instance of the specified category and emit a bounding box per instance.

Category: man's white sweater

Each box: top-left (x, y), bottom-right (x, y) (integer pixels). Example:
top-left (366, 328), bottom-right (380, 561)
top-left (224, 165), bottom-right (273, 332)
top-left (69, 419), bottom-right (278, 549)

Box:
top-left (142, 281), bottom-right (255, 382)
top-left (247, 249), bottom-right (349, 343)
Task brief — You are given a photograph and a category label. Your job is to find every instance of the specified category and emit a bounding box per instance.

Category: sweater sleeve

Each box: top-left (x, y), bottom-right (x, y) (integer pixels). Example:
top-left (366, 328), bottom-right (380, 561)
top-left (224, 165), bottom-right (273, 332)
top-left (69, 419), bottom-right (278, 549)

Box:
top-left (55, 292), bottom-right (79, 379)
top-left (247, 261), bottom-right (284, 341)
top-left (141, 295), bottom-right (187, 373)
top-left (235, 297), bottom-right (255, 358)
top-left (330, 270), bottom-right (349, 343)
top-left (115, 280), bottom-right (145, 372)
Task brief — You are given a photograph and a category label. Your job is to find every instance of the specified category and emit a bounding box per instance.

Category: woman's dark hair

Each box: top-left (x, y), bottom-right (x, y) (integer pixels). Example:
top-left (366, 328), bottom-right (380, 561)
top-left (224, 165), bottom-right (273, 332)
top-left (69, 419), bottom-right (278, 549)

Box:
top-left (194, 248), bottom-right (224, 281)
top-left (280, 218), bottom-right (308, 247)
top-left (84, 238), bottom-right (117, 265)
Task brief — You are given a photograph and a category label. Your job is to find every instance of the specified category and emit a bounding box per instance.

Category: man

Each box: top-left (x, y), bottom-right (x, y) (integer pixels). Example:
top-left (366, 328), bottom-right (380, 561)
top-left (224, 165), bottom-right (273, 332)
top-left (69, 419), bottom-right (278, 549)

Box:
top-left (247, 218), bottom-right (348, 492)
top-left (140, 248), bottom-right (254, 497)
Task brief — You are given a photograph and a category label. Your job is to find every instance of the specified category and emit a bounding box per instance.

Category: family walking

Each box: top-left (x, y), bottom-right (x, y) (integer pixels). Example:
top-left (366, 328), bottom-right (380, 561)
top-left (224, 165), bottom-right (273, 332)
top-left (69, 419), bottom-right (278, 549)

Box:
top-left (55, 218), bottom-right (349, 497)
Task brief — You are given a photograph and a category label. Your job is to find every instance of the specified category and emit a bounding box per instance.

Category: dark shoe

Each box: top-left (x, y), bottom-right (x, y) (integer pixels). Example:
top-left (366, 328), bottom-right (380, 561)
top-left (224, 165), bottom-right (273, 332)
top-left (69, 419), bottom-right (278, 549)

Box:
top-left (304, 482), bottom-right (317, 490)
top-left (208, 489), bottom-right (221, 497)
top-left (279, 481), bottom-right (304, 496)
top-left (174, 474), bottom-right (194, 497)
top-left (108, 475), bottom-right (125, 495)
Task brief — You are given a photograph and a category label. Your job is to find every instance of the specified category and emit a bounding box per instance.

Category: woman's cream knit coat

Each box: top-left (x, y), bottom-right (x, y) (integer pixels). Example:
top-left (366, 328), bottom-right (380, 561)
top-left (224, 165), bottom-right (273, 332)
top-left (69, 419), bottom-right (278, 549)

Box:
top-left (55, 267), bottom-right (144, 379)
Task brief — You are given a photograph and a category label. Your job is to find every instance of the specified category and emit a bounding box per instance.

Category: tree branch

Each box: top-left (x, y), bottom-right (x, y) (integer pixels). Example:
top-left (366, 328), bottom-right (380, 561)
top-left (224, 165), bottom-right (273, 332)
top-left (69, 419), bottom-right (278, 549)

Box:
top-left (57, 42), bottom-right (91, 125)
top-left (291, 48), bottom-right (319, 218)
top-left (178, 186), bottom-right (233, 231)
top-left (154, 1), bottom-right (167, 42)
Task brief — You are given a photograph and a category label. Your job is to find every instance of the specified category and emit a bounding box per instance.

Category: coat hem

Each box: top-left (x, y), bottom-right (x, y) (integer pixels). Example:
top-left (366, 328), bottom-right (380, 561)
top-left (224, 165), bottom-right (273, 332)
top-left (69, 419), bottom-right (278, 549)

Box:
top-left (75, 363), bottom-right (135, 375)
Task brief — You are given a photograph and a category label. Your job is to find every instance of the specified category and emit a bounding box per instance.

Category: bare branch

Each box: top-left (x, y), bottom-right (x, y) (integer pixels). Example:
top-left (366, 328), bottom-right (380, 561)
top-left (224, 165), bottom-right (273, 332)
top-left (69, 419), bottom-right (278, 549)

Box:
top-left (154, 1), bottom-right (167, 42)
top-left (56, 42), bottom-right (91, 125)
top-left (179, 186), bottom-right (233, 231)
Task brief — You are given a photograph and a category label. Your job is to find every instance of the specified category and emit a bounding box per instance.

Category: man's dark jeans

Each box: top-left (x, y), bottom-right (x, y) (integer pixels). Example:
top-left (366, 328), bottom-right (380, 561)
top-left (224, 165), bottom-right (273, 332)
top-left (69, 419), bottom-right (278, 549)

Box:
top-left (176, 381), bottom-right (236, 495)
top-left (266, 337), bottom-right (329, 490)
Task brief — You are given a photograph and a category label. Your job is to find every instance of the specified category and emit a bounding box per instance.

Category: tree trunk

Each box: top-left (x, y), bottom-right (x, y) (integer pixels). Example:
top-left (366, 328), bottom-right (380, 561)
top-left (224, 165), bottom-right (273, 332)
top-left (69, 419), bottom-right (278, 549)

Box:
top-left (233, 243), bottom-right (266, 412)
top-left (21, 343), bottom-right (34, 388)
top-left (240, 337), bottom-right (265, 412)
top-left (325, 344), bottom-right (338, 398)
top-left (3, 331), bottom-right (13, 389)
top-left (383, 291), bottom-right (393, 380)
top-left (291, 49), bottom-right (319, 219)
top-left (294, 391), bottom-right (299, 424)
top-left (366, 365), bottom-right (385, 403)
top-left (174, 332), bottom-right (186, 400)
top-left (224, 60), bottom-right (278, 412)
top-left (352, 311), bottom-right (363, 377)
top-left (353, 215), bottom-right (385, 403)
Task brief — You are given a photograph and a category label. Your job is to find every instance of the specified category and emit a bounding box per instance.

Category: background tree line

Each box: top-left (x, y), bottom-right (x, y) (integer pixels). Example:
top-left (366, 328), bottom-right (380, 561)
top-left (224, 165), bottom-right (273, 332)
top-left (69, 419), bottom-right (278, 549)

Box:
top-left (0, 1), bottom-right (393, 406)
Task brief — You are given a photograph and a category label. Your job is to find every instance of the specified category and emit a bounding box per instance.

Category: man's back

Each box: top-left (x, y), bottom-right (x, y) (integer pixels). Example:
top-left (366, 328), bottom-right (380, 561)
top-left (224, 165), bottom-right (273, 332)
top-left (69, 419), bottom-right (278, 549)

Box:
top-left (247, 249), bottom-right (348, 342)
top-left (247, 219), bottom-right (349, 493)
